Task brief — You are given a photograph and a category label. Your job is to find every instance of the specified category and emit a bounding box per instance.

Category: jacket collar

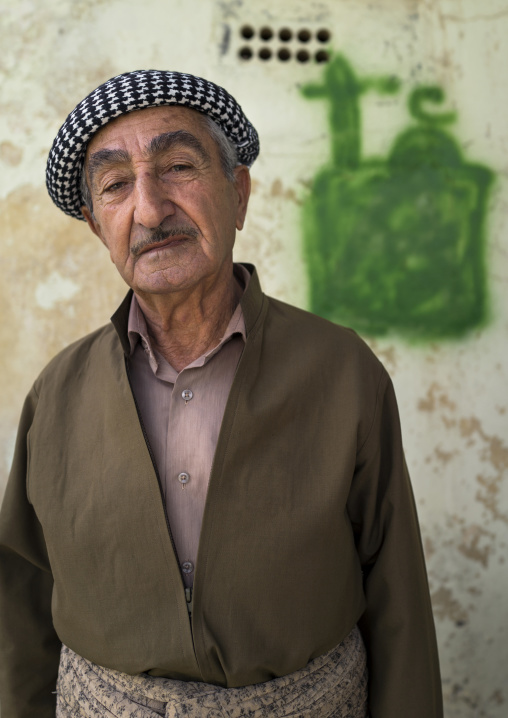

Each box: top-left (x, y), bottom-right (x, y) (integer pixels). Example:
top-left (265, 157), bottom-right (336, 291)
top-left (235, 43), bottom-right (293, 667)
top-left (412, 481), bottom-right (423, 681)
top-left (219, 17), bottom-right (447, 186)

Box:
top-left (110, 263), bottom-right (264, 357)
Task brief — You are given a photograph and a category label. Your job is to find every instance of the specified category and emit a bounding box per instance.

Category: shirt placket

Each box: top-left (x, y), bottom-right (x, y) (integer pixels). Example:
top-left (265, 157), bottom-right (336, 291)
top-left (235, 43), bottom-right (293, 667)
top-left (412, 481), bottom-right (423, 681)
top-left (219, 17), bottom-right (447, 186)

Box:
top-left (166, 367), bottom-right (207, 587)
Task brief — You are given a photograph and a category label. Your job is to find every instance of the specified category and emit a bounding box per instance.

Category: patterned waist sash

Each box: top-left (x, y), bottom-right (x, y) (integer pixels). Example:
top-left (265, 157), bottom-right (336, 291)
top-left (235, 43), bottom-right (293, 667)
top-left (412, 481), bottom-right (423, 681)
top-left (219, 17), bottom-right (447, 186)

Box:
top-left (56, 625), bottom-right (368, 717)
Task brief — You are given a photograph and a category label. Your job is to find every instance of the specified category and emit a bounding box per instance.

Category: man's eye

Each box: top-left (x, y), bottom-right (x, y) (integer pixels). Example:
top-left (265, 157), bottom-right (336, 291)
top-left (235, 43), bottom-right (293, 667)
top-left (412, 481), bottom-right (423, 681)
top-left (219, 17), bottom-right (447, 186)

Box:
top-left (104, 181), bottom-right (126, 192)
top-left (171, 164), bottom-right (191, 172)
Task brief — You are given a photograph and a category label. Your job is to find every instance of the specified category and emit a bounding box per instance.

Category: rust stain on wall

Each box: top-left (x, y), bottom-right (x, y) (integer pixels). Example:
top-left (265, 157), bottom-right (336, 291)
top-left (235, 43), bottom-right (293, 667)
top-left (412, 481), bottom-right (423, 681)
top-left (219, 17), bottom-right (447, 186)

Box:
top-left (476, 473), bottom-right (508, 524)
top-left (459, 416), bottom-right (508, 524)
top-left (417, 382), bottom-right (457, 413)
top-left (0, 142), bottom-right (23, 167)
top-left (416, 381), bottom-right (508, 527)
top-left (434, 445), bottom-right (458, 465)
top-left (430, 585), bottom-right (468, 624)
top-left (270, 179), bottom-right (300, 204)
top-left (457, 524), bottom-right (493, 567)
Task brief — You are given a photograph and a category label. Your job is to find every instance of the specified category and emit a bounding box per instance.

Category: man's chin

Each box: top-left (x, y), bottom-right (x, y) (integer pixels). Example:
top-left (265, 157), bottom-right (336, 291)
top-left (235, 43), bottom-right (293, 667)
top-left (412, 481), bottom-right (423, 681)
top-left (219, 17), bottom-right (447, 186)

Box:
top-left (129, 265), bottom-right (206, 297)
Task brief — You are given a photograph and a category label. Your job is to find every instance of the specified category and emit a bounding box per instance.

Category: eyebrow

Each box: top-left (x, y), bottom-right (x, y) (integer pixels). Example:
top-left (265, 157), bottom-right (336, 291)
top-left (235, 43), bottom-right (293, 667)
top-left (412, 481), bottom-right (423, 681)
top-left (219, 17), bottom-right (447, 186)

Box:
top-left (147, 130), bottom-right (210, 163)
top-left (86, 130), bottom-right (211, 187)
top-left (87, 149), bottom-right (130, 186)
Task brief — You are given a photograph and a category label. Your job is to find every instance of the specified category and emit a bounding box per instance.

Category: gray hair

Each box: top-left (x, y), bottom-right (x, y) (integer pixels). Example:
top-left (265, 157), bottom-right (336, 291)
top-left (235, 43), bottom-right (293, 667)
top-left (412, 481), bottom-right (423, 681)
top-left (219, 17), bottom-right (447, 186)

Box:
top-left (80, 165), bottom-right (94, 215)
top-left (80, 114), bottom-right (239, 215)
top-left (199, 114), bottom-right (239, 182)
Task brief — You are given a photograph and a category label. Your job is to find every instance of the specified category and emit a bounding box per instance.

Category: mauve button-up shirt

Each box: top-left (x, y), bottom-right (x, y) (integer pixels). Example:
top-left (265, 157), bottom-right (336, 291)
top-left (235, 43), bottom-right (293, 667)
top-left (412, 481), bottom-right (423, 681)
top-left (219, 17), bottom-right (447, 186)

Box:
top-left (127, 264), bottom-right (250, 587)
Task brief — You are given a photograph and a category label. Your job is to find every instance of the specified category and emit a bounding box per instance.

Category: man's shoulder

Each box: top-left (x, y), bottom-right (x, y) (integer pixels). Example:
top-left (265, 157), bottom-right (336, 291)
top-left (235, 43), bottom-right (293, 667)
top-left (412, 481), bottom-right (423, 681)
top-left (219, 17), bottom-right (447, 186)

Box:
top-left (265, 294), bottom-right (359, 338)
top-left (34, 321), bottom-right (120, 392)
top-left (264, 295), bottom-right (384, 372)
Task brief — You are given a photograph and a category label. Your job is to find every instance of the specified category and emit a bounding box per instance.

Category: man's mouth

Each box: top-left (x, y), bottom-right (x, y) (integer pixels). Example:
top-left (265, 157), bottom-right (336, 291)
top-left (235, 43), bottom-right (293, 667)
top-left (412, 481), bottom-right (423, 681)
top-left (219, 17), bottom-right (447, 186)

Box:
top-left (131, 226), bottom-right (199, 257)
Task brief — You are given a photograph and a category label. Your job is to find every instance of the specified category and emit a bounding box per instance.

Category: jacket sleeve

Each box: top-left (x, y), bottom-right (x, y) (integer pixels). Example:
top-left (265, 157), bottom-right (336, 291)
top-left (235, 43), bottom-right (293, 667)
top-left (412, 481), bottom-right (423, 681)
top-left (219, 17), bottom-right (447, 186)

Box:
top-left (347, 370), bottom-right (443, 718)
top-left (0, 386), bottom-right (61, 718)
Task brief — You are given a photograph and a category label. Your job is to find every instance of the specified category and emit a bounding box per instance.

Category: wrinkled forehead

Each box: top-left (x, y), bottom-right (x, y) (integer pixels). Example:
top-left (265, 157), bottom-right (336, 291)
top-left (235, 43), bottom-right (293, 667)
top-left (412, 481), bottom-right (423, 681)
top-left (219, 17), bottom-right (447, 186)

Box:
top-left (85, 105), bottom-right (211, 158)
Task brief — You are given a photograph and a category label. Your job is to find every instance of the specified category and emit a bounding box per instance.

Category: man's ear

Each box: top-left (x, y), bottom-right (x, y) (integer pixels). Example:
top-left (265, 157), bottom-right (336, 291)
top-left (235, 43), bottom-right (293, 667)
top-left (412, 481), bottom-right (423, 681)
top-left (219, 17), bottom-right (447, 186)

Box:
top-left (234, 165), bottom-right (251, 231)
top-left (81, 206), bottom-right (106, 246)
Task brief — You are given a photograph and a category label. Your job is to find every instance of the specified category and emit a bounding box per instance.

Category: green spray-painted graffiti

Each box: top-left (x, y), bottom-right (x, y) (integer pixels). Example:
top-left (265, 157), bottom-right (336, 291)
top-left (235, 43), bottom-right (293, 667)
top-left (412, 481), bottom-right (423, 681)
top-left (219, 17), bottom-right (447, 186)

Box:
top-left (301, 55), bottom-right (494, 340)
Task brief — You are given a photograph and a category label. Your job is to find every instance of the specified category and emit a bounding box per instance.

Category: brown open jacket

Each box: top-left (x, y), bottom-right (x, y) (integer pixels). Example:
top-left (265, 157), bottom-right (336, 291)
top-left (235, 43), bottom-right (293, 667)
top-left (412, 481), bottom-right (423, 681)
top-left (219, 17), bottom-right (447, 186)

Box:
top-left (0, 266), bottom-right (443, 717)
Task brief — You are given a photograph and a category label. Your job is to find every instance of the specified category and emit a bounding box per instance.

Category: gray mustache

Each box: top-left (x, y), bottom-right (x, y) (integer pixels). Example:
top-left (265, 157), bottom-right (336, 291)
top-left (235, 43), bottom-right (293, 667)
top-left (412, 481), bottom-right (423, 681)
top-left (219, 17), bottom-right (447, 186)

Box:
top-left (131, 225), bottom-right (199, 256)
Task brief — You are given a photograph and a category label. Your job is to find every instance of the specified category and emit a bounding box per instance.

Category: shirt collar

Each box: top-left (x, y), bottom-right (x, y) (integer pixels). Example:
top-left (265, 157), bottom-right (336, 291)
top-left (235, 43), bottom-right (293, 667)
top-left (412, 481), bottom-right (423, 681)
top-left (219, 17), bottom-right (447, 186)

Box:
top-left (111, 263), bottom-right (265, 358)
top-left (126, 263), bottom-right (251, 374)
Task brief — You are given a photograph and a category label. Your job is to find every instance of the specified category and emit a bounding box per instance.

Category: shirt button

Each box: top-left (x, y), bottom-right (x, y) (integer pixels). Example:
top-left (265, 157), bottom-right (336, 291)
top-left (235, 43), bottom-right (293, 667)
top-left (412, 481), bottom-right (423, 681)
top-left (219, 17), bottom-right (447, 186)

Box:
top-left (178, 472), bottom-right (190, 485)
top-left (181, 389), bottom-right (193, 402)
top-left (182, 561), bottom-right (194, 574)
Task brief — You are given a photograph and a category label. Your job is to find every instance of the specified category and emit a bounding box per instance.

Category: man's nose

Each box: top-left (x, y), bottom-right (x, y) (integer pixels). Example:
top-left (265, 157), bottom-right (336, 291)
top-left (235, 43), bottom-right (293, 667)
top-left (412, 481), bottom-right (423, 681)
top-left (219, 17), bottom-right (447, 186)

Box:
top-left (133, 174), bottom-right (175, 229)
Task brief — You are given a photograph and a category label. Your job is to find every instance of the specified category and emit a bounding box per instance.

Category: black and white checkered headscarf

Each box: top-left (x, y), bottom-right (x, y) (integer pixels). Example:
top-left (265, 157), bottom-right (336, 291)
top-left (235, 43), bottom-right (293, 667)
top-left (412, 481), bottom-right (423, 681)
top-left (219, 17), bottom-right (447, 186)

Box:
top-left (46, 70), bottom-right (260, 220)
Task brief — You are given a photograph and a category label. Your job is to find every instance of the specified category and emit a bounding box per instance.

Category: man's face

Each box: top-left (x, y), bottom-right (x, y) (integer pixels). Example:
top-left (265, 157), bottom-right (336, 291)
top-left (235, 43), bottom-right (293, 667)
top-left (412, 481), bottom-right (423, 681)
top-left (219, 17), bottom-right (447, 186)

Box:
top-left (81, 106), bottom-right (250, 297)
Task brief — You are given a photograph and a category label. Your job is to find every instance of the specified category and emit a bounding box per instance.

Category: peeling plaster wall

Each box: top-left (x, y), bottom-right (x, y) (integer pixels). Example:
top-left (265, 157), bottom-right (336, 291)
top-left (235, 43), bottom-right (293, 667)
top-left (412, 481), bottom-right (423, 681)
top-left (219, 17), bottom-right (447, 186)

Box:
top-left (1, 1), bottom-right (507, 715)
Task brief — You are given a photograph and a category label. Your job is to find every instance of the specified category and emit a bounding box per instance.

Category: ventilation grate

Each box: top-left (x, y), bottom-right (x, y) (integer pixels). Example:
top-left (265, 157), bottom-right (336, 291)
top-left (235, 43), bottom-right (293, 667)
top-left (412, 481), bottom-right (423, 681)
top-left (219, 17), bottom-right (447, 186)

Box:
top-left (237, 25), bottom-right (331, 64)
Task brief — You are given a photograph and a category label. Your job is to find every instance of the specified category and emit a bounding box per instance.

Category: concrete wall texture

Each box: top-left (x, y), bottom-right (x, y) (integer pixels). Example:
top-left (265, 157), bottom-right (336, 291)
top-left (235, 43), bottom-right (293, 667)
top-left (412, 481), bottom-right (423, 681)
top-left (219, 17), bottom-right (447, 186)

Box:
top-left (1, 0), bottom-right (507, 715)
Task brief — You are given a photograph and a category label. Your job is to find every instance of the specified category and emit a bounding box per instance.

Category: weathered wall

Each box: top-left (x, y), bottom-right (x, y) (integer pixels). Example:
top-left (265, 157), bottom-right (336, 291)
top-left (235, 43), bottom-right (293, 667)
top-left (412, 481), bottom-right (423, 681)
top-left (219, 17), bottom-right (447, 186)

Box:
top-left (1, 0), bottom-right (507, 715)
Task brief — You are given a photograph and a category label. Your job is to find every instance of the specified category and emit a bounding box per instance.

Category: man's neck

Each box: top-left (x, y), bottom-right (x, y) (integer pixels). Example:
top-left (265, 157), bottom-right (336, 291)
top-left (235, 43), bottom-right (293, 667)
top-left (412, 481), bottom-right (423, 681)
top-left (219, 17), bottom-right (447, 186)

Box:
top-left (133, 267), bottom-right (242, 372)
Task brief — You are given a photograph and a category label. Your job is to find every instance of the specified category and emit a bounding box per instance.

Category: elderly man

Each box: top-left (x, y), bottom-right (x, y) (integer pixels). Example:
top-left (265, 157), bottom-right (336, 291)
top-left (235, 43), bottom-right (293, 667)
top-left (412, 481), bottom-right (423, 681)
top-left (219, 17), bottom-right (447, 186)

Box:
top-left (0, 71), bottom-right (442, 717)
